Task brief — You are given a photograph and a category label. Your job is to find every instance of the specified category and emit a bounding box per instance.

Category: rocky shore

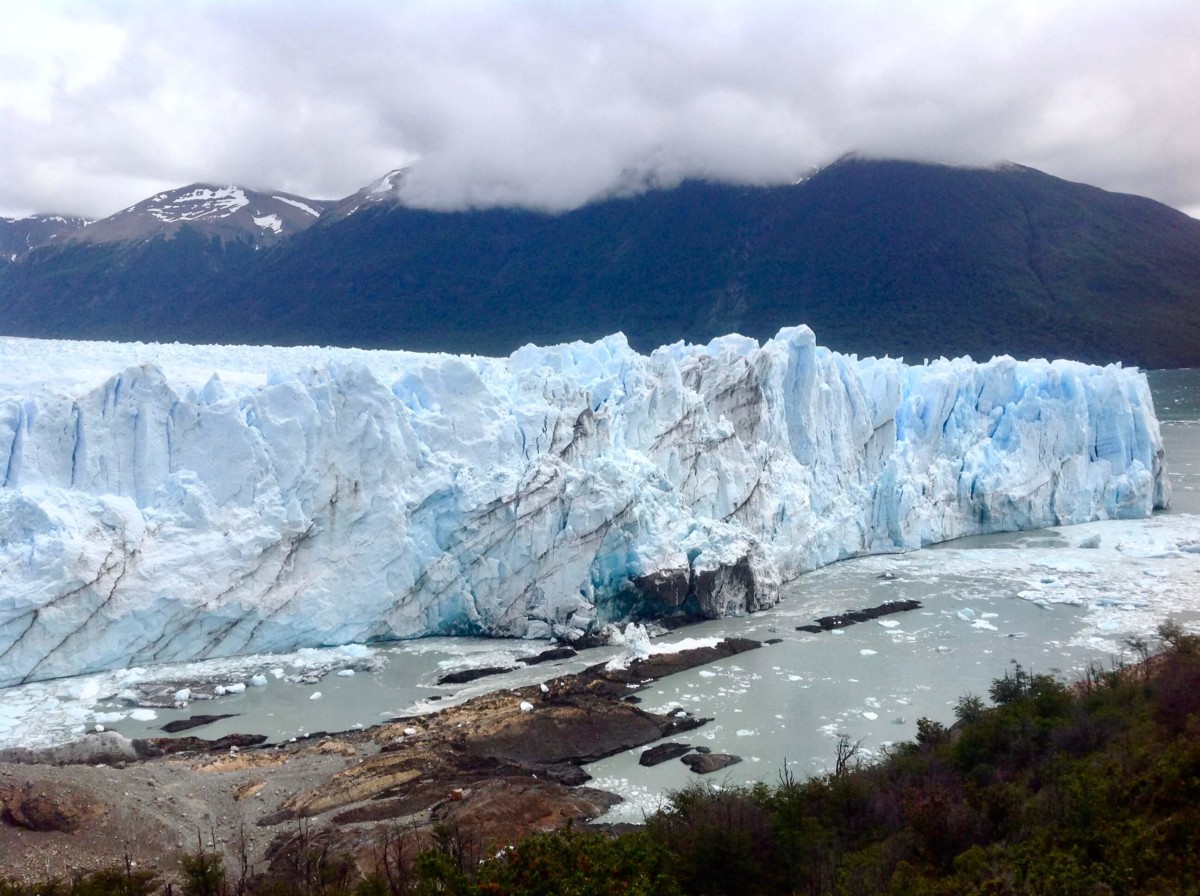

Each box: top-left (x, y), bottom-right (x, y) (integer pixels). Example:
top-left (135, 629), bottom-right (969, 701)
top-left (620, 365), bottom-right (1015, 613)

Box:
top-left (0, 637), bottom-right (761, 884)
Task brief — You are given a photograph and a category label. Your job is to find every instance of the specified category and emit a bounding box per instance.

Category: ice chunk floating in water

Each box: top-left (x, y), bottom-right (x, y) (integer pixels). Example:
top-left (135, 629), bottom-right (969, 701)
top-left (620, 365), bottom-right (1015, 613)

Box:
top-left (0, 327), bottom-right (1169, 686)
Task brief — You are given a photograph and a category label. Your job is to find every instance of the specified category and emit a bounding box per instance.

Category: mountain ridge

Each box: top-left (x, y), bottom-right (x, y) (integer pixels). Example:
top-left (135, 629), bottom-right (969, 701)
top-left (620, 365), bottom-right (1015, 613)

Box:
top-left (2, 158), bottom-right (1198, 367)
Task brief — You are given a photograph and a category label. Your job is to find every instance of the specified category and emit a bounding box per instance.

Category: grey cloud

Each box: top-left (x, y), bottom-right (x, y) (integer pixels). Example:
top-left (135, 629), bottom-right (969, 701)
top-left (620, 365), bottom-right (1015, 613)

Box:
top-left (1, 0), bottom-right (1198, 219)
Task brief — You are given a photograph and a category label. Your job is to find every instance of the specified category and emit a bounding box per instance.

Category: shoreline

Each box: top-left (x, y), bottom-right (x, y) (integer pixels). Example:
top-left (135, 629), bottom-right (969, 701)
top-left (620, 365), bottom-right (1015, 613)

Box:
top-left (0, 636), bottom-right (764, 884)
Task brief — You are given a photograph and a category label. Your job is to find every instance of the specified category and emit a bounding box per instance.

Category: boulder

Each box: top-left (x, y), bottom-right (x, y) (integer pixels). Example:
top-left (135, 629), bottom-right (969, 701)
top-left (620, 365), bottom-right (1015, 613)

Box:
top-left (0, 783), bottom-right (105, 832)
top-left (681, 752), bottom-right (743, 774)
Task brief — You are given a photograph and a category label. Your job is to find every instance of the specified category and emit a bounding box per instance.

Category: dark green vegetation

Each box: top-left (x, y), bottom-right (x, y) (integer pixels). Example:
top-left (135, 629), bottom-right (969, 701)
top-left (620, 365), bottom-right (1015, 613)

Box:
top-left (6, 623), bottom-right (1200, 895)
top-left (4, 158), bottom-right (1200, 366)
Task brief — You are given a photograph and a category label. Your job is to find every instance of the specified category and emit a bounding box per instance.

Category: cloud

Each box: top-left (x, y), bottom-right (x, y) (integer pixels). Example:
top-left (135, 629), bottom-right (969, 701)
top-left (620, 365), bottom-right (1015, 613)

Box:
top-left (1, 0), bottom-right (1198, 219)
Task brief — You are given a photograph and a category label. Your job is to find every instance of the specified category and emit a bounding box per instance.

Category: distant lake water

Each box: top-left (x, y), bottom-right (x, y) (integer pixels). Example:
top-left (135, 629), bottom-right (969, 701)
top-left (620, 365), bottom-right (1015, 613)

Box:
top-left (1148, 368), bottom-right (1200, 513)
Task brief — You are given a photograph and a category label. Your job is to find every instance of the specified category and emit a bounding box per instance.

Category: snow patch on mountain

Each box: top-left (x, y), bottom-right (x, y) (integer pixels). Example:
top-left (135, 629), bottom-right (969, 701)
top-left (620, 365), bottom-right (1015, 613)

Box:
top-left (0, 328), bottom-right (1168, 686)
top-left (148, 186), bottom-right (249, 223)
top-left (59, 185), bottom-right (333, 248)
top-left (325, 169), bottom-right (410, 220)
top-left (273, 196), bottom-right (324, 217)
top-left (254, 214), bottom-right (283, 234)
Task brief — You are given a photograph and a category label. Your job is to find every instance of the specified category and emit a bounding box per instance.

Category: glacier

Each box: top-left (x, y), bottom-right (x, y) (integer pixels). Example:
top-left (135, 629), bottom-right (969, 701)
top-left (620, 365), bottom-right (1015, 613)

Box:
top-left (0, 327), bottom-right (1169, 687)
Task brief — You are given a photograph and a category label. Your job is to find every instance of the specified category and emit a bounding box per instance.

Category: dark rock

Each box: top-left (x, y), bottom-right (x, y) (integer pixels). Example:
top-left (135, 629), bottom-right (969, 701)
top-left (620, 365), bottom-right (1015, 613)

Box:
top-left (681, 752), bottom-right (742, 774)
top-left (692, 556), bottom-right (768, 617)
top-left (0, 731), bottom-right (141, 766)
top-left (531, 763), bottom-right (593, 786)
top-left (433, 778), bottom-right (621, 849)
top-left (132, 739), bottom-right (165, 759)
top-left (518, 647), bottom-right (577, 666)
top-left (465, 699), bottom-right (667, 765)
top-left (639, 742), bottom-right (693, 767)
top-left (0, 783), bottom-right (105, 832)
top-left (160, 713), bottom-right (237, 733)
top-left (632, 568), bottom-right (692, 610)
top-left (594, 637), bottom-right (761, 686)
top-left (256, 809), bottom-right (294, 828)
top-left (764, 638), bottom-right (784, 645)
top-left (802, 599), bottom-right (922, 633)
top-left (148, 733), bottom-right (268, 754)
top-left (660, 714), bottom-right (712, 737)
top-left (331, 781), bottom-right (452, 824)
top-left (437, 666), bottom-right (516, 686)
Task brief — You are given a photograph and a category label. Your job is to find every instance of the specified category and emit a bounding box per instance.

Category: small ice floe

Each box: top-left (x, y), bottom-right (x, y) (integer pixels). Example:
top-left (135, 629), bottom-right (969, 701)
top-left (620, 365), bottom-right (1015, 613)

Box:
top-left (270, 668), bottom-right (285, 679)
top-left (310, 692), bottom-right (322, 701)
top-left (936, 645), bottom-right (953, 653)
top-left (519, 701), bottom-right (535, 712)
top-left (736, 729), bottom-right (757, 736)
top-left (129, 708), bottom-right (157, 722)
top-left (956, 608), bottom-right (977, 622)
top-left (173, 688), bottom-right (191, 705)
top-left (972, 619), bottom-right (999, 632)
top-left (94, 724), bottom-right (105, 732)
top-left (698, 670), bottom-right (717, 678)
top-left (862, 712), bottom-right (878, 721)
top-left (876, 620), bottom-right (901, 628)
top-left (337, 669), bottom-right (355, 677)
top-left (1078, 534), bottom-right (1102, 549)
top-left (859, 649), bottom-right (878, 656)
top-left (249, 674), bottom-right (268, 688)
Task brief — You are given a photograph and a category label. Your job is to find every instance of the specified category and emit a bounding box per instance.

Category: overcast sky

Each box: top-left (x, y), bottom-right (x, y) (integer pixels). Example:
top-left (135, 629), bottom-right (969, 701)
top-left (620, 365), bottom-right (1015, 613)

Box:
top-left (2, 0), bottom-right (1198, 220)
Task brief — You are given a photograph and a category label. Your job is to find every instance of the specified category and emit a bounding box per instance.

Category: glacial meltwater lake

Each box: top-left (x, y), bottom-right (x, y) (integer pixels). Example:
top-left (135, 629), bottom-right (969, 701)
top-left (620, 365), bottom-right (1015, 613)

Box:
top-left (2, 370), bottom-right (1197, 823)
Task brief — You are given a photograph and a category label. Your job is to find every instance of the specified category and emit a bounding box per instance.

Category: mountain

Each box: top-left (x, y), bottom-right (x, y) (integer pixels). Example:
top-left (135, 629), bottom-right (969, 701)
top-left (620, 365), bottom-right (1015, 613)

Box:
top-left (321, 168), bottom-right (409, 221)
top-left (2, 158), bottom-right (1199, 367)
top-left (0, 214), bottom-right (89, 263)
top-left (66, 183), bottom-right (333, 247)
top-left (0, 184), bottom-right (334, 343)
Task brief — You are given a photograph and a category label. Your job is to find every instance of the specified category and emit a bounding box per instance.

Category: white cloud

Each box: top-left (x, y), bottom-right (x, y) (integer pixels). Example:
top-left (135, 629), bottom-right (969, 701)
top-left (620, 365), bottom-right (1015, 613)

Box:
top-left (1, 0), bottom-right (1198, 218)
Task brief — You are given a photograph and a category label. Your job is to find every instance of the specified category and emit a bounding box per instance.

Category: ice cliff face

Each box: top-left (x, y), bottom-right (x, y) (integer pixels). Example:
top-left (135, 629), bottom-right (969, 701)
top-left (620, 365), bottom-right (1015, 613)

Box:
top-left (0, 328), bottom-right (1168, 686)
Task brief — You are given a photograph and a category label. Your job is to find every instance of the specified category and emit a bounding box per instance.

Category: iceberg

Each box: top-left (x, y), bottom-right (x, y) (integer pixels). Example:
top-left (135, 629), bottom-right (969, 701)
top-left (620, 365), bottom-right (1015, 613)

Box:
top-left (0, 327), bottom-right (1169, 687)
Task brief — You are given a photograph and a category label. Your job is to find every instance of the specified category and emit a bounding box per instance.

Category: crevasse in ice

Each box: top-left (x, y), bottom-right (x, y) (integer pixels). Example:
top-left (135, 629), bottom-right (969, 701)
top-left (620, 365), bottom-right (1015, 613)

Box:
top-left (0, 327), bottom-right (1168, 686)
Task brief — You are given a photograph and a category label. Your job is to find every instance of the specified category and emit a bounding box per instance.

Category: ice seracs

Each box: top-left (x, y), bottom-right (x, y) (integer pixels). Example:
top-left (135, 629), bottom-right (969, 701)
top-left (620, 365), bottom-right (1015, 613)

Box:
top-left (0, 327), bottom-right (1169, 687)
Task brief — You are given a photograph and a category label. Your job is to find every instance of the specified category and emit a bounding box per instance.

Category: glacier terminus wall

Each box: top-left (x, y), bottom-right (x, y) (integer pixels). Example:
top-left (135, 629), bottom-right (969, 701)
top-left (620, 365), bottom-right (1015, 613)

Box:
top-left (0, 327), bottom-right (1169, 686)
